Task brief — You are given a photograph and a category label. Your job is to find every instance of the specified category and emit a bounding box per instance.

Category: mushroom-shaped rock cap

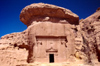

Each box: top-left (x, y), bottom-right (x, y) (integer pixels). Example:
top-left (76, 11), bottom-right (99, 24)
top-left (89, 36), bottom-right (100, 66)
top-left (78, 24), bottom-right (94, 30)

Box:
top-left (20, 3), bottom-right (79, 26)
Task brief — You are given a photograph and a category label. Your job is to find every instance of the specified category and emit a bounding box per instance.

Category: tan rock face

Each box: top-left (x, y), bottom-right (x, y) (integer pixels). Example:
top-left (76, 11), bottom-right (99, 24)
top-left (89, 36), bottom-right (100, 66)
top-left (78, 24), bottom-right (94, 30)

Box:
top-left (0, 31), bottom-right (28, 66)
top-left (27, 22), bottom-right (76, 63)
top-left (79, 10), bottom-right (100, 66)
top-left (0, 3), bottom-right (100, 66)
top-left (20, 3), bottom-right (79, 26)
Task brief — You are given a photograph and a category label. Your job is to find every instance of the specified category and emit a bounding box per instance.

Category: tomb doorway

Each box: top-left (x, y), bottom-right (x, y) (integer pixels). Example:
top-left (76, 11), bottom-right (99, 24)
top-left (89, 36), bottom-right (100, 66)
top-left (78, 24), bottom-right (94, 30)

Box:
top-left (49, 54), bottom-right (54, 63)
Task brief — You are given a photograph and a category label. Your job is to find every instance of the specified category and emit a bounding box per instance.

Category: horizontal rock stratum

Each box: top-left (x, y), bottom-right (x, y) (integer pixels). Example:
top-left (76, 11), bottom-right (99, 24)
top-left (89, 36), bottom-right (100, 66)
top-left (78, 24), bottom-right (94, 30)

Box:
top-left (0, 3), bottom-right (100, 66)
top-left (20, 3), bottom-right (79, 26)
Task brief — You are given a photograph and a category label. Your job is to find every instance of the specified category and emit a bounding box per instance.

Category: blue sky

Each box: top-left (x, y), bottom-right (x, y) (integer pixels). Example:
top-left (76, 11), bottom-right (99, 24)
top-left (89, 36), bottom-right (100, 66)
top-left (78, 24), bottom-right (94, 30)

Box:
top-left (0, 0), bottom-right (100, 38)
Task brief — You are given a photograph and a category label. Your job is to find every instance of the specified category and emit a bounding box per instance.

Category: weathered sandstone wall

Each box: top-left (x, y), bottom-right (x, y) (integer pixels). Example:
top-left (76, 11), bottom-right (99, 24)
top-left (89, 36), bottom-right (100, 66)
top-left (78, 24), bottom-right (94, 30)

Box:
top-left (0, 3), bottom-right (100, 66)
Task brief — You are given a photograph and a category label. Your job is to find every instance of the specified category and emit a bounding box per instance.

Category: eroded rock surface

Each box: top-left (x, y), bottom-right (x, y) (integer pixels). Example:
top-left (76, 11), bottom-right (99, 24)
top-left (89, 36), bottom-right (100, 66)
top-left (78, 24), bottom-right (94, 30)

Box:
top-left (79, 9), bottom-right (100, 66)
top-left (20, 3), bottom-right (79, 26)
top-left (0, 3), bottom-right (100, 66)
top-left (0, 31), bottom-right (28, 66)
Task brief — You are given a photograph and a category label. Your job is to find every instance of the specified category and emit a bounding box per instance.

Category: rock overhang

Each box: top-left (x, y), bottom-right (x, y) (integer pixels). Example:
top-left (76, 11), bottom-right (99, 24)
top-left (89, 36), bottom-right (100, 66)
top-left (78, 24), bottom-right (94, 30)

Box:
top-left (20, 3), bottom-right (79, 26)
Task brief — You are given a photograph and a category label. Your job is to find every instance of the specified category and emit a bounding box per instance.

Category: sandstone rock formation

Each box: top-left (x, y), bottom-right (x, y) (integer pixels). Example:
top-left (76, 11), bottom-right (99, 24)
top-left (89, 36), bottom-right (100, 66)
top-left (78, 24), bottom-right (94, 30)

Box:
top-left (0, 31), bottom-right (28, 66)
top-left (78, 9), bottom-right (100, 66)
top-left (0, 3), bottom-right (100, 66)
top-left (20, 3), bottom-right (79, 26)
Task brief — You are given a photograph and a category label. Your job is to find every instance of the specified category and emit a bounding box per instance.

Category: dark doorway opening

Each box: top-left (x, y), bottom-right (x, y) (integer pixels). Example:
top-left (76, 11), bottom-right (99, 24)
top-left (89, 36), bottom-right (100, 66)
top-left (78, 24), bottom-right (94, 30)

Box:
top-left (49, 54), bottom-right (54, 63)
